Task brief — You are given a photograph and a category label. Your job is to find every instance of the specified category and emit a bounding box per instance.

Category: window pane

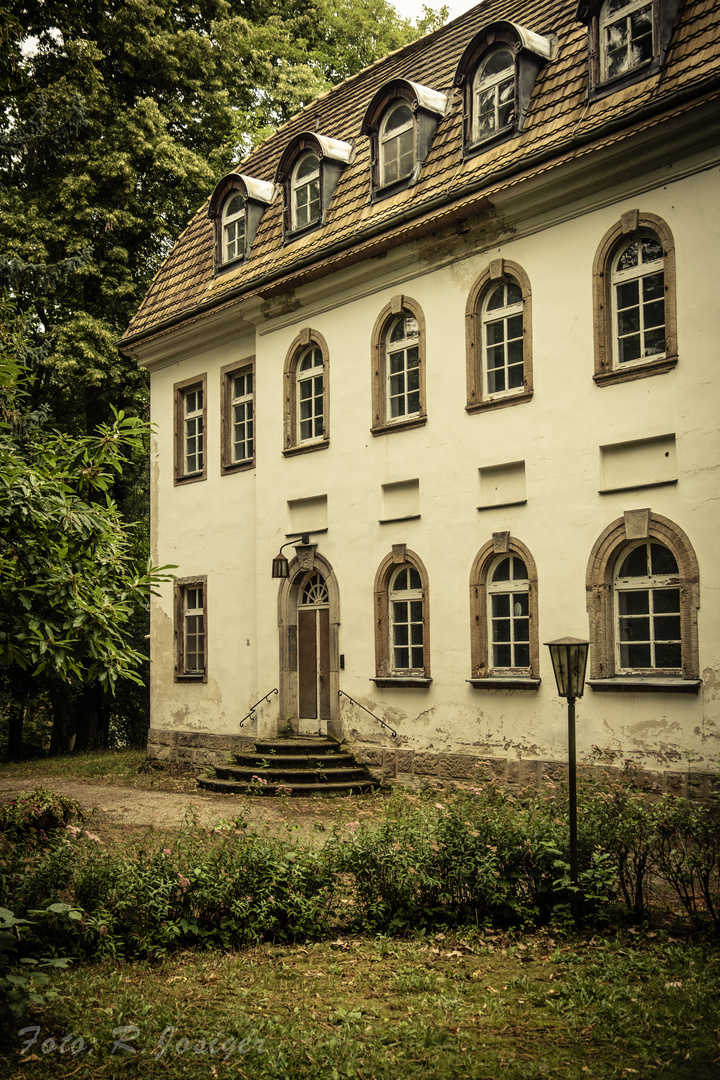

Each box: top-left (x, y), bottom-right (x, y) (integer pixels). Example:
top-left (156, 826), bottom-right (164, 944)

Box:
top-left (492, 593), bottom-right (510, 617)
top-left (515, 643), bottom-right (530, 667)
top-left (619, 615), bottom-right (650, 641)
top-left (619, 590), bottom-right (649, 616)
top-left (408, 568), bottom-right (421, 590)
top-left (621, 642), bottom-right (652, 667)
top-left (650, 544), bottom-right (678, 576)
top-left (654, 615), bottom-right (681, 641)
top-left (492, 557), bottom-right (511, 582)
top-left (655, 642), bottom-right (681, 668)
top-left (493, 643), bottom-right (512, 667)
top-left (641, 237), bottom-right (663, 262)
top-left (653, 588), bottom-right (680, 613)
top-left (618, 545), bottom-right (649, 578)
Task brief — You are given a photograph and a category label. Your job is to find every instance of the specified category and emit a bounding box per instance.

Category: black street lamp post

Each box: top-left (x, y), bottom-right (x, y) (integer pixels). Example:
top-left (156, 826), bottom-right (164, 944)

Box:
top-left (544, 637), bottom-right (590, 916)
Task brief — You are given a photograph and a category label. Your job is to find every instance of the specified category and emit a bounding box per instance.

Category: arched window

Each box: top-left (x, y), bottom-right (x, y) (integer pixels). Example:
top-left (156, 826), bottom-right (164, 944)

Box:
top-left (379, 101), bottom-right (415, 186)
top-left (454, 22), bottom-right (554, 156)
top-left (222, 192), bottom-right (245, 263)
top-left (292, 151), bottom-right (321, 231)
top-left (207, 173), bottom-right (274, 272)
top-left (297, 346), bottom-right (324, 443)
top-left (371, 296), bottom-right (427, 435)
top-left (466, 260), bottom-right (533, 412)
top-left (361, 79), bottom-right (446, 199)
top-left (373, 548), bottom-right (431, 686)
top-left (472, 48), bottom-right (515, 143)
top-left (386, 314), bottom-right (420, 420)
top-left (487, 554), bottom-right (531, 671)
top-left (586, 512), bottom-right (700, 689)
top-left (469, 536), bottom-right (540, 688)
top-left (592, 211), bottom-right (677, 386)
top-left (283, 329), bottom-right (329, 455)
top-left (610, 233), bottom-right (665, 367)
top-left (389, 565), bottom-right (424, 673)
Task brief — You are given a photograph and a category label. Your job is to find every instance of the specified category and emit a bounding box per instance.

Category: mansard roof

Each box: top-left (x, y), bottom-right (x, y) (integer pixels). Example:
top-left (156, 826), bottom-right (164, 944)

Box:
top-left (121, 0), bottom-right (720, 350)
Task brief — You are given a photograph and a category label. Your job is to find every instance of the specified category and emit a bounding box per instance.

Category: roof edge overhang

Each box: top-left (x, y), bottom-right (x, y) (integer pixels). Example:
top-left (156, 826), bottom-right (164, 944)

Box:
top-left (119, 75), bottom-right (720, 355)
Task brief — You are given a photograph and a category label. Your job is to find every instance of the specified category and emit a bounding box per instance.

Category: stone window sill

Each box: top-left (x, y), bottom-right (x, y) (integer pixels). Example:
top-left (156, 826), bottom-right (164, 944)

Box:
top-left (588, 677), bottom-right (700, 694)
top-left (467, 677), bottom-right (541, 690)
top-left (371, 677), bottom-right (432, 689)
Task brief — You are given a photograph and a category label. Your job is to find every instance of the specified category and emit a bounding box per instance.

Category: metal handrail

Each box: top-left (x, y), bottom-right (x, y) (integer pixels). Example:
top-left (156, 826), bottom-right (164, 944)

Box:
top-left (239, 688), bottom-right (278, 728)
top-left (338, 689), bottom-right (397, 738)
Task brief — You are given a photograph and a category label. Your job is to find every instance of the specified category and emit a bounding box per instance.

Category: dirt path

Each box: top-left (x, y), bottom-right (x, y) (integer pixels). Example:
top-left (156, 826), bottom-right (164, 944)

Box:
top-left (0, 775), bottom-right (368, 839)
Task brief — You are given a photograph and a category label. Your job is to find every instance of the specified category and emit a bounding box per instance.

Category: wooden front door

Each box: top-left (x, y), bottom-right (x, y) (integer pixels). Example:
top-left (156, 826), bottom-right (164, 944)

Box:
top-left (297, 573), bottom-right (330, 734)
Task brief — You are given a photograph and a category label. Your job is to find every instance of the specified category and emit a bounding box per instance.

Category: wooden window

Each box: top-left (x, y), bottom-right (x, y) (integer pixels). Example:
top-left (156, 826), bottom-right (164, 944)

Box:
top-left (469, 536), bottom-right (540, 689)
top-left (221, 360), bottom-right (254, 474)
top-left (379, 101), bottom-right (415, 186)
top-left (600, 0), bottom-right (655, 82)
top-left (585, 512), bottom-right (700, 690)
top-left (222, 191), bottom-right (245, 263)
top-left (174, 374), bottom-right (207, 485)
top-left (283, 329), bottom-right (329, 456)
top-left (292, 151), bottom-right (321, 231)
top-left (592, 212), bottom-right (677, 386)
top-left (466, 260), bottom-right (533, 413)
top-left (472, 47), bottom-right (515, 143)
top-left (175, 577), bottom-right (207, 681)
top-left (371, 295), bottom-right (427, 436)
top-left (372, 548), bottom-right (431, 687)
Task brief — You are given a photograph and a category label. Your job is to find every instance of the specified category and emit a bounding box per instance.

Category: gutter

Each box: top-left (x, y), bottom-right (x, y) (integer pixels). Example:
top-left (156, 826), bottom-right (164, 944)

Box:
top-left (119, 72), bottom-right (720, 352)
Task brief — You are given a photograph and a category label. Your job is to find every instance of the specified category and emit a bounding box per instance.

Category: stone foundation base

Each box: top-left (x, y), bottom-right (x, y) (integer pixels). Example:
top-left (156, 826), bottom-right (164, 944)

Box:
top-left (147, 727), bottom-right (720, 799)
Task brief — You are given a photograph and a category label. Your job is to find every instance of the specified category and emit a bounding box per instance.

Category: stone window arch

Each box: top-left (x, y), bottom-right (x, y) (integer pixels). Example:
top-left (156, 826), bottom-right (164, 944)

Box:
top-left (466, 259), bottom-right (533, 412)
top-left (283, 328), bottom-right (330, 455)
top-left (371, 295), bottom-right (426, 436)
top-left (469, 534), bottom-right (540, 688)
top-left (585, 511), bottom-right (700, 690)
top-left (592, 210), bottom-right (677, 386)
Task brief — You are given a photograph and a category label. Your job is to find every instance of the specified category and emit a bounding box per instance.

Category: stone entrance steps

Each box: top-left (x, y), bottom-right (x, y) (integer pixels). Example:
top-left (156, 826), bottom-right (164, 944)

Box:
top-left (198, 736), bottom-right (380, 797)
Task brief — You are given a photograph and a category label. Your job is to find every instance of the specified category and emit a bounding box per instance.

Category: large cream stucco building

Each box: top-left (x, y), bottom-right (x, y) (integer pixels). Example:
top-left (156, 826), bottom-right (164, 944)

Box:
top-left (120, 0), bottom-right (720, 792)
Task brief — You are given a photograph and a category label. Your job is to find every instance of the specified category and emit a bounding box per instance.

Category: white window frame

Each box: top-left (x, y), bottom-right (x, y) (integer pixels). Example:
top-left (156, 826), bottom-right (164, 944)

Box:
top-left (614, 541), bottom-right (682, 673)
top-left (487, 554), bottom-right (531, 674)
top-left (379, 101), bottom-right (415, 187)
top-left (482, 280), bottom-right (524, 399)
top-left (386, 315), bottom-right (420, 422)
top-left (297, 346), bottom-right (324, 443)
top-left (600, 0), bottom-right (655, 83)
top-left (472, 47), bottom-right (515, 144)
top-left (611, 233), bottom-right (665, 370)
top-left (222, 191), bottom-right (245, 263)
top-left (389, 565), bottom-right (424, 674)
top-left (183, 386), bottom-right (204, 476)
top-left (291, 151), bottom-right (321, 231)
top-left (230, 367), bottom-right (254, 465)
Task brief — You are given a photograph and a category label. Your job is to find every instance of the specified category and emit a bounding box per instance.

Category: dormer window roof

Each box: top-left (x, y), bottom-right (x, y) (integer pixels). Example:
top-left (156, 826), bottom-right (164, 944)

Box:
top-left (276, 133), bottom-right (354, 240)
top-left (575, 0), bottom-right (682, 97)
top-left (454, 22), bottom-right (556, 156)
top-left (208, 173), bottom-right (275, 272)
top-left (361, 79), bottom-right (448, 199)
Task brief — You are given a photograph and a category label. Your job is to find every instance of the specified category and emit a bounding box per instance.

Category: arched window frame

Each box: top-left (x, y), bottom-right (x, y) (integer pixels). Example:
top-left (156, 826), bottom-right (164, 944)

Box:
top-left (465, 259), bottom-right (533, 412)
top-left (276, 133), bottom-right (354, 241)
top-left (469, 535), bottom-right (540, 689)
top-left (373, 547), bottom-right (431, 687)
top-left (371, 295), bottom-right (427, 436)
top-left (575, 0), bottom-right (681, 98)
top-left (454, 22), bottom-right (555, 158)
top-left (592, 210), bottom-right (677, 386)
top-left (361, 79), bottom-right (447, 200)
top-left (291, 150), bottom-right (321, 232)
top-left (283, 328), bottom-right (330, 455)
top-left (379, 100), bottom-right (416, 188)
top-left (207, 173), bottom-right (275, 273)
top-left (585, 511), bottom-right (700, 691)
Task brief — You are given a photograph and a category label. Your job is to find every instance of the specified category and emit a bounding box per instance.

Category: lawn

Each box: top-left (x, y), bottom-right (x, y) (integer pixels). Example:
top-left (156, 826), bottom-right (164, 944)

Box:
top-left (0, 751), bottom-right (718, 1079)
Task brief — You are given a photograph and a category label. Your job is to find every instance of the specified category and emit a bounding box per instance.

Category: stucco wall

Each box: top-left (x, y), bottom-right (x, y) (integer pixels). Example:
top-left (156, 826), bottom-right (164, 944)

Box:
top-left (143, 160), bottom-right (720, 777)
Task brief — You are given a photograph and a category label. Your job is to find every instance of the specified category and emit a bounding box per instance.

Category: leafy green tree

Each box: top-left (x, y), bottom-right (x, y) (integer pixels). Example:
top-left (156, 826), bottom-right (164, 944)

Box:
top-left (0, 300), bottom-right (172, 757)
top-left (0, 0), bottom-right (445, 753)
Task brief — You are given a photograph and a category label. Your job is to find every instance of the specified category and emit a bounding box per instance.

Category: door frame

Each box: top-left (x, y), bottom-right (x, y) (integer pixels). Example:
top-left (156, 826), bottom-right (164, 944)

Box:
top-left (277, 549), bottom-right (341, 740)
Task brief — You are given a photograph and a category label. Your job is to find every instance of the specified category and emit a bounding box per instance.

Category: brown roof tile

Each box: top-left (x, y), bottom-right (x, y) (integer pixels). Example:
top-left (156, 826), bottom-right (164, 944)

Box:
top-left (121, 0), bottom-right (720, 347)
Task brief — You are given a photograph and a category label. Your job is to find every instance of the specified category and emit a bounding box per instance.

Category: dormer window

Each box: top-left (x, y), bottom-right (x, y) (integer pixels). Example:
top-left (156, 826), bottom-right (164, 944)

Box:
top-left (380, 102), bottom-right (415, 186)
top-left (277, 133), bottom-right (354, 240)
top-left (455, 22), bottom-right (556, 156)
top-left (222, 192), bottom-right (246, 263)
top-left (361, 79), bottom-right (447, 200)
top-left (601, 0), bottom-right (654, 80)
top-left (208, 173), bottom-right (275, 273)
top-left (473, 48), bottom-right (515, 143)
top-left (292, 151), bottom-right (321, 230)
top-left (575, 0), bottom-right (681, 96)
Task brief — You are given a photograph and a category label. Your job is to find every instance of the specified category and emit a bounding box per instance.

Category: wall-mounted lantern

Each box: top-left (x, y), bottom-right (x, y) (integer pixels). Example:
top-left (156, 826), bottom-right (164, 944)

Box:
top-left (271, 533), bottom-right (310, 578)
